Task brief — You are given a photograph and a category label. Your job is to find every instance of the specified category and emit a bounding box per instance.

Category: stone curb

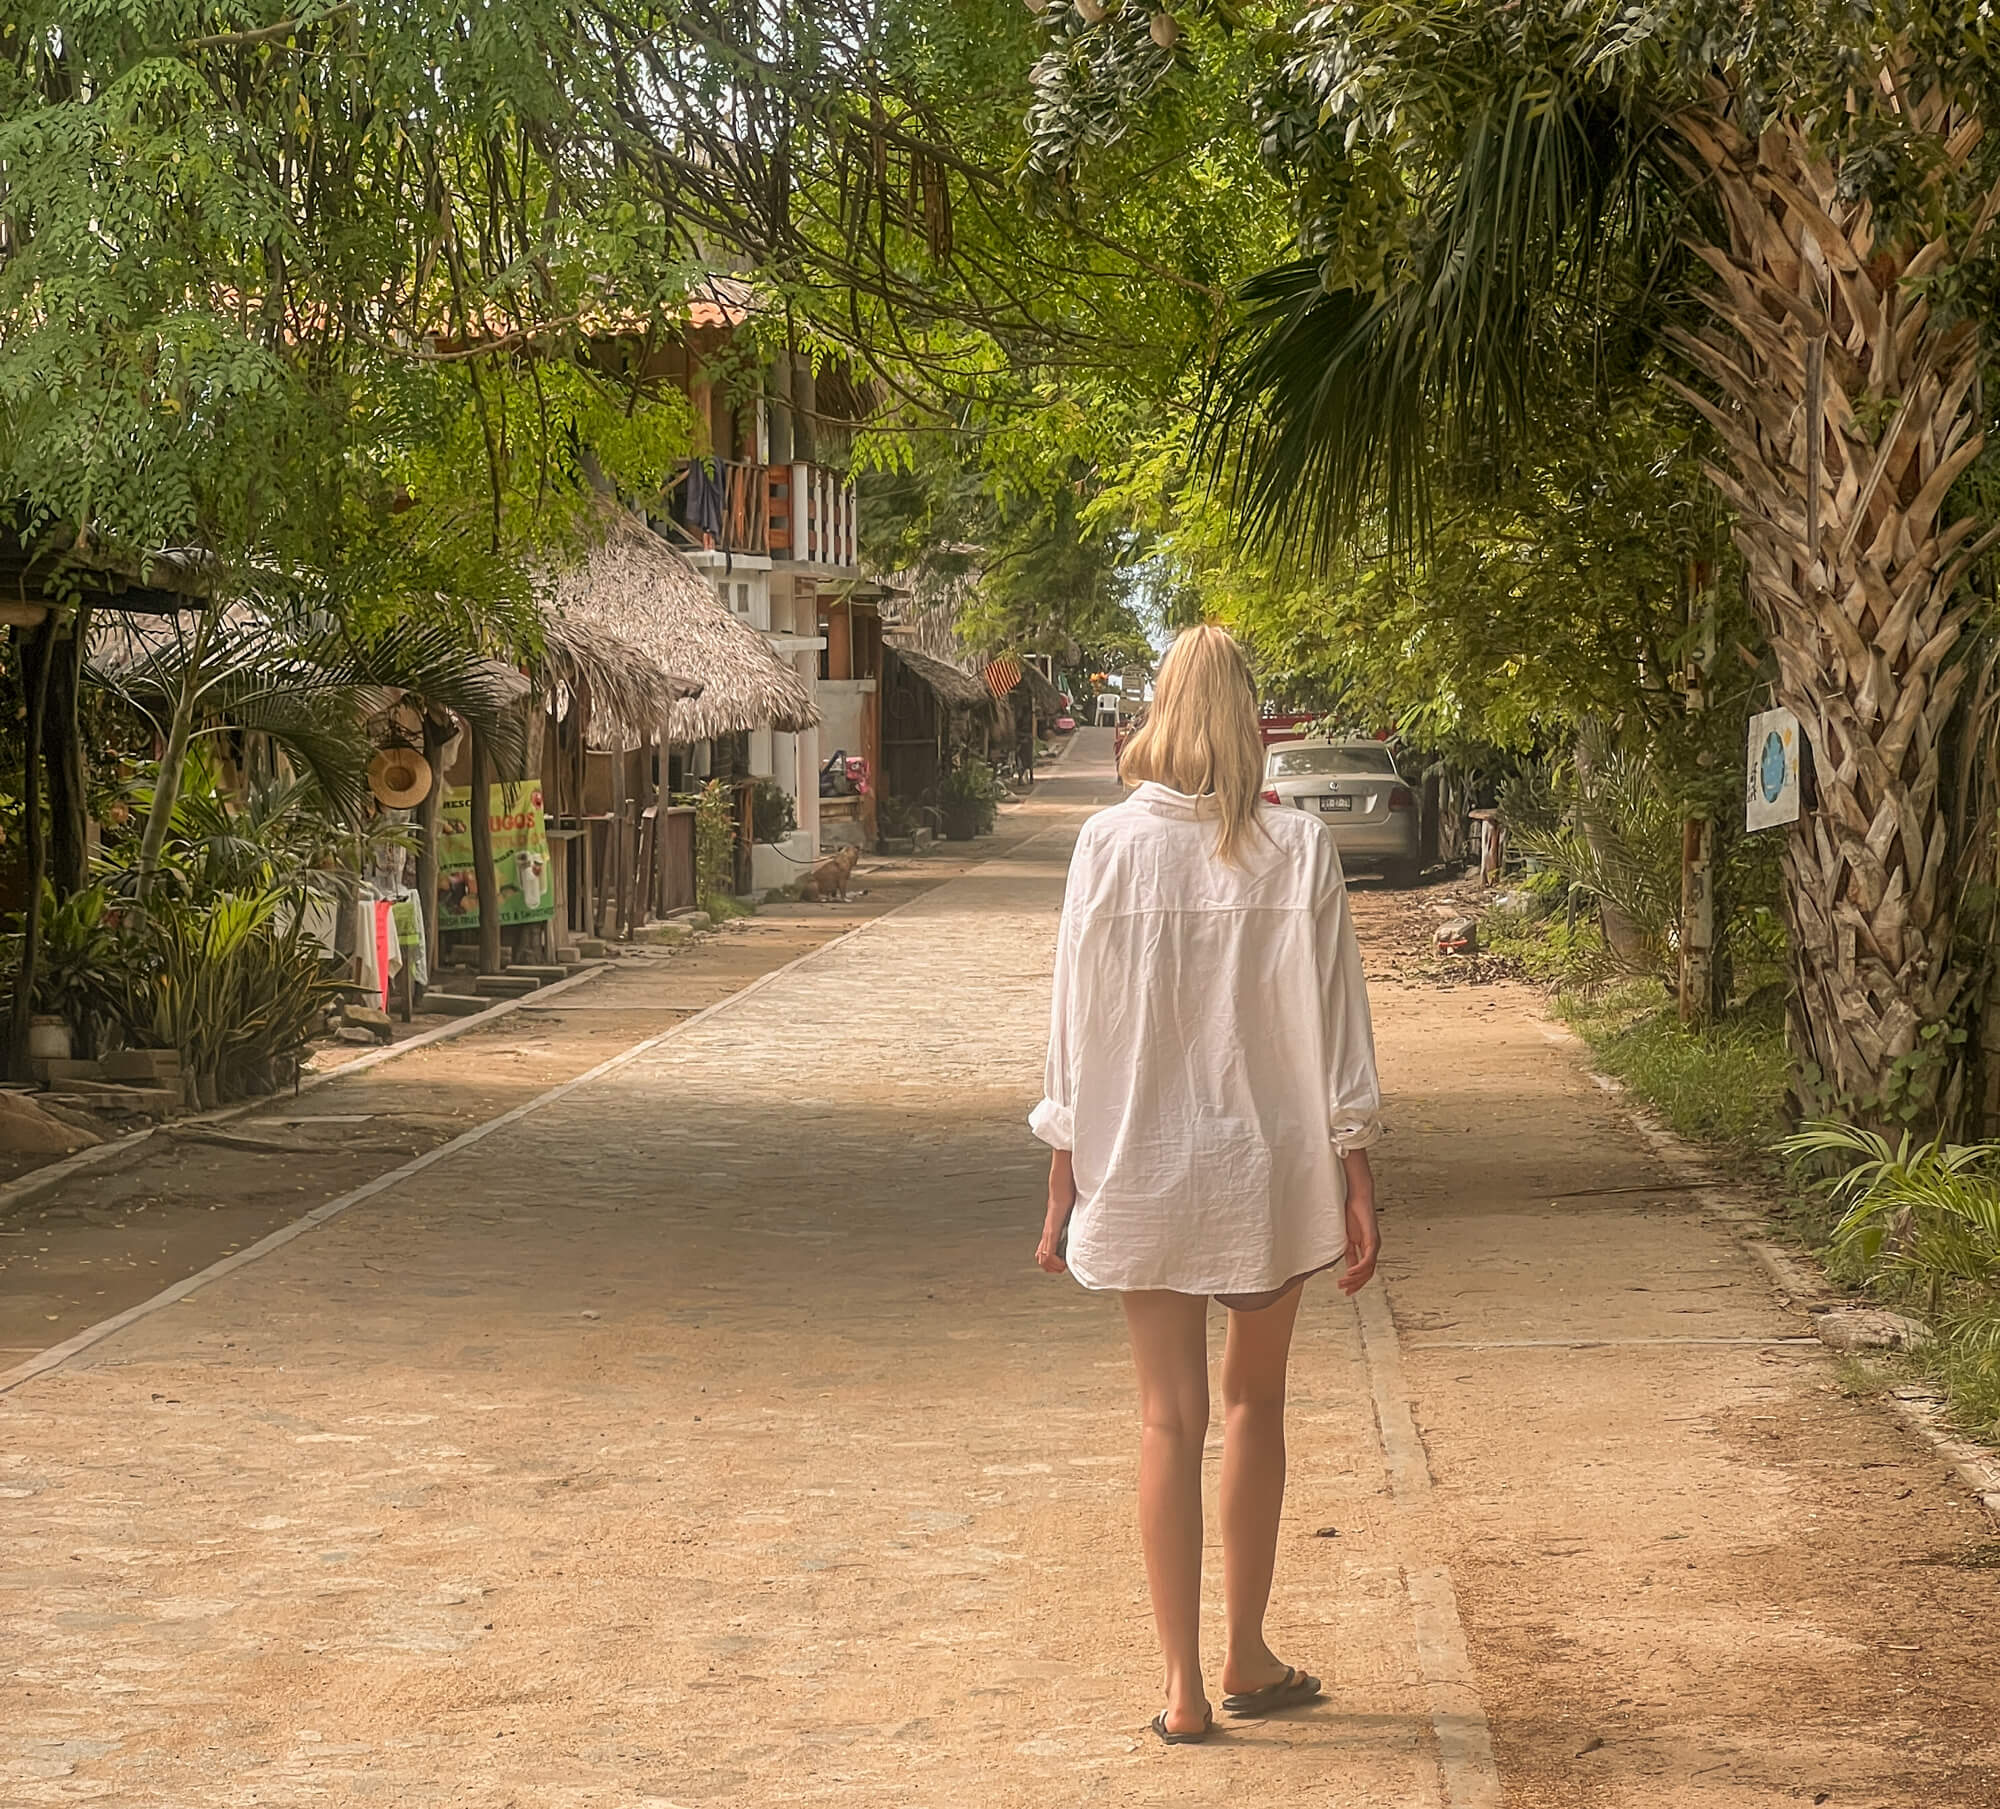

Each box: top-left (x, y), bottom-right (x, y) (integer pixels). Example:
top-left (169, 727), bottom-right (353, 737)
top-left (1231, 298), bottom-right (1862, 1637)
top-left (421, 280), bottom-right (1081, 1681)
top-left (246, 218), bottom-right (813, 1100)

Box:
top-left (1539, 1023), bottom-right (2000, 1526)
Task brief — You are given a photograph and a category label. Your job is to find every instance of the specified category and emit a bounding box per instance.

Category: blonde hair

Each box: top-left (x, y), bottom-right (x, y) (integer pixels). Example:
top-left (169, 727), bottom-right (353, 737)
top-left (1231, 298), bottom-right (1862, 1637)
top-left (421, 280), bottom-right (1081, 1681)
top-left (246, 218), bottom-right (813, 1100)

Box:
top-left (1119, 624), bottom-right (1268, 864)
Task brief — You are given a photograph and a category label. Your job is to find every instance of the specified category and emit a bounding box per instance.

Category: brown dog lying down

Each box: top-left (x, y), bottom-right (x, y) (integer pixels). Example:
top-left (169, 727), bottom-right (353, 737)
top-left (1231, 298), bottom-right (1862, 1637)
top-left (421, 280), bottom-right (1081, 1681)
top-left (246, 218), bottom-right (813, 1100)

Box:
top-left (799, 842), bottom-right (860, 901)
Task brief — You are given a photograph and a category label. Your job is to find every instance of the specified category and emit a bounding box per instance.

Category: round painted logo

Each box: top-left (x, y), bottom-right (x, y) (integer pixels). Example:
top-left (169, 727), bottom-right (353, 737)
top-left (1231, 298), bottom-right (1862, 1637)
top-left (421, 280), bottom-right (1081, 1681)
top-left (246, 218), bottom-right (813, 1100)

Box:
top-left (1759, 729), bottom-right (1788, 804)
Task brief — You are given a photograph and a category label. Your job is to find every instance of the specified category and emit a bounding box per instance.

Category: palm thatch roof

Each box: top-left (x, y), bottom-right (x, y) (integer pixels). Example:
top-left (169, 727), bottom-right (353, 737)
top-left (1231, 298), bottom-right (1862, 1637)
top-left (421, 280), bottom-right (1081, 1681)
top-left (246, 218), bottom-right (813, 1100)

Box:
top-left (543, 506), bottom-right (816, 747)
top-left (1015, 662), bottom-right (1065, 717)
top-left (890, 646), bottom-right (998, 719)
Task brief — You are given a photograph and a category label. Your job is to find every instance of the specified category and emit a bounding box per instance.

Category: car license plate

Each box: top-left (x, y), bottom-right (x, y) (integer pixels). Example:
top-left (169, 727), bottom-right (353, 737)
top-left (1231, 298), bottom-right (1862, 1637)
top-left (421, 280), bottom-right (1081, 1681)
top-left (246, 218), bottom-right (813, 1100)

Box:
top-left (1318, 795), bottom-right (1353, 812)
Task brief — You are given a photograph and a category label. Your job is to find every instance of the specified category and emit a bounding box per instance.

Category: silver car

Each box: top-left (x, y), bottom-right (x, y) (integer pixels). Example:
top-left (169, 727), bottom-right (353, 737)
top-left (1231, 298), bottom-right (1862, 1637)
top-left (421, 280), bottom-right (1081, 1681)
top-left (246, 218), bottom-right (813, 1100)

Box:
top-left (1262, 739), bottom-right (1423, 884)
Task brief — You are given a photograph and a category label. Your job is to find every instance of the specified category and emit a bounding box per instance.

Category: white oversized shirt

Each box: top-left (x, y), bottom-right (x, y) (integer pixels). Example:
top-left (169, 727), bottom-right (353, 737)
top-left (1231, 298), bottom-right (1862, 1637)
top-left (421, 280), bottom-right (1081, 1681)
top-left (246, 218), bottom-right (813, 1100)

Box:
top-left (1031, 782), bottom-right (1382, 1295)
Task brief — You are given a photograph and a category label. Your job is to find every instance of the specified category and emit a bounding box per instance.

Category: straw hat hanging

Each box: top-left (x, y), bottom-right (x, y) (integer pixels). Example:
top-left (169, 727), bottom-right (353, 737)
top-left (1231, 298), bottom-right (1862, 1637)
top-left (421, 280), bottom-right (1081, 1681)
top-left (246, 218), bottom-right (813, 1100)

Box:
top-left (368, 747), bottom-right (433, 809)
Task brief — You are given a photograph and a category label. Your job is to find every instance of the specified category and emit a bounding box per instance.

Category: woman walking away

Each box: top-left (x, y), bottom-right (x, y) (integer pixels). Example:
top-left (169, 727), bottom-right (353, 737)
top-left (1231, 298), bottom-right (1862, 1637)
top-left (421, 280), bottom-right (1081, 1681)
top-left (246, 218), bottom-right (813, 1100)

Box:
top-left (1031, 624), bottom-right (1382, 1746)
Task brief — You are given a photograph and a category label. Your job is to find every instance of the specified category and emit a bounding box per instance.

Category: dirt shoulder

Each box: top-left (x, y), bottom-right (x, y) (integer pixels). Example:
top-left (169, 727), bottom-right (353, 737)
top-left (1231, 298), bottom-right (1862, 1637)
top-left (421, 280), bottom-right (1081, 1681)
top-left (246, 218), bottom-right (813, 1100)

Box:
top-left (1351, 882), bottom-right (2000, 1806)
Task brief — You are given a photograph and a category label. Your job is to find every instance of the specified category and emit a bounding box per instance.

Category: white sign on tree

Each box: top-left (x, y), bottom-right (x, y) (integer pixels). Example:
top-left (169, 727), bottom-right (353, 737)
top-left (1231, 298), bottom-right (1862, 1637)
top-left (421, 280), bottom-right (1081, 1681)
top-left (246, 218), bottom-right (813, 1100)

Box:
top-left (1746, 707), bottom-right (1802, 832)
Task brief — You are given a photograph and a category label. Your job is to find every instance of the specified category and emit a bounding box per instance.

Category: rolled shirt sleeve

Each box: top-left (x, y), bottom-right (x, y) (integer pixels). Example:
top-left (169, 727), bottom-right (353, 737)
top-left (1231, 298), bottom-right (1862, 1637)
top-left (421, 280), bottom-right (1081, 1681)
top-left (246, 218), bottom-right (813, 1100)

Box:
top-left (1317, 844), bottom-right (1383, 1155)
top-left (1030, 840), bottom-right (1087, 1150)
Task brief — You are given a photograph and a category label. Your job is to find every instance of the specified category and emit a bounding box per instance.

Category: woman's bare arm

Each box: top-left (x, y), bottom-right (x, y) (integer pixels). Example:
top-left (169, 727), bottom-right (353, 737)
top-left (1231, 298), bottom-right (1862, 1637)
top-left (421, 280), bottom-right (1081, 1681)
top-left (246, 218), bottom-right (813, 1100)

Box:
top-left (1036, 1150), bottom-right (1077, 1273)
top-left (1337, 1148), bottom-right (1380, 1295)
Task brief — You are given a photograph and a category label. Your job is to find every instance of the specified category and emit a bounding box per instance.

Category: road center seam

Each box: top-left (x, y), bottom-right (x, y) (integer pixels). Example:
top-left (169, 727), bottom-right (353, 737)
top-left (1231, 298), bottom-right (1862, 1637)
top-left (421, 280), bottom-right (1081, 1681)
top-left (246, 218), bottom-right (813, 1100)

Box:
top-left (1357, 1281), bottom-right (1506, 1808)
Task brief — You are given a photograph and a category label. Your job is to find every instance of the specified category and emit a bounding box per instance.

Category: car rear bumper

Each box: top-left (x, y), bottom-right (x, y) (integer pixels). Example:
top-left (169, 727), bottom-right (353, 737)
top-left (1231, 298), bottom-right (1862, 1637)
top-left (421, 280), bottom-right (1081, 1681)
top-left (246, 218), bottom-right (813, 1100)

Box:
top-left (1330, 820), bottom-right (1420, 859)
top-left (1279, 809), bottom-right (1418, 863)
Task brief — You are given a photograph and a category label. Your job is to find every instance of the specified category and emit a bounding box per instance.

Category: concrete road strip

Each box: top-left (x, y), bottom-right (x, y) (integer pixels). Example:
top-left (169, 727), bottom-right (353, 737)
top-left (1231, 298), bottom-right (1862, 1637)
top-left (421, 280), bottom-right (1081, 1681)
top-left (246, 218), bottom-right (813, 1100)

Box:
top-left (1356, 1282), bottom-right (1505, 1809)
top-left (0, 899), bottom-right (926, 1398)
top-left (1406, 1334), bottom-right (1819, 1351)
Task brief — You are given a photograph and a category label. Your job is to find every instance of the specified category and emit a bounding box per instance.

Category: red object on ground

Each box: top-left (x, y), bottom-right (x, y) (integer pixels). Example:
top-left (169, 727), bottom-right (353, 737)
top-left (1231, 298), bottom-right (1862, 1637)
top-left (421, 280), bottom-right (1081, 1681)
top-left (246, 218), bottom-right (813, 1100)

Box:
top-left (372, 901), bottom-right (394, 1009)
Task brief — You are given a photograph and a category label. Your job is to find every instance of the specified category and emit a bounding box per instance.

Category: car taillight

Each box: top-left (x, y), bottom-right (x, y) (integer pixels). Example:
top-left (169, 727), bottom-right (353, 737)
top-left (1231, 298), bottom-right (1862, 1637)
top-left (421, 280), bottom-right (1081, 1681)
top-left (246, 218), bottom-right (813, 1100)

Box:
top-left (1260, 788), bottom-right (1281, 805)
top-left (1388, 785), bottom-right (1415, 810)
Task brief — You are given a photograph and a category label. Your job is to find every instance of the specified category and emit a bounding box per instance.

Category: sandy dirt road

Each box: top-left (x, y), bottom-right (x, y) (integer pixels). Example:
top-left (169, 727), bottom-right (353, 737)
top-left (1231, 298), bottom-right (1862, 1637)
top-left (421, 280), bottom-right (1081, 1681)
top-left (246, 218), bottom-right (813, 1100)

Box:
top-left (3, 730), bottom-right (1997, 1807)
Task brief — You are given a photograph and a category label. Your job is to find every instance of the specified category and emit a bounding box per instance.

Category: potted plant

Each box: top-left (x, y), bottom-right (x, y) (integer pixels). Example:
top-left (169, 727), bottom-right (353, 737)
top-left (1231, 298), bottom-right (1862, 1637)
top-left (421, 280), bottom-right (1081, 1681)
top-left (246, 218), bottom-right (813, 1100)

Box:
top-left (751, 779), bottom-right (798, 843)
top-left (938, 758), bottom-right (1005, 841)
top-left (7, 882), bottom-right (132, 1060)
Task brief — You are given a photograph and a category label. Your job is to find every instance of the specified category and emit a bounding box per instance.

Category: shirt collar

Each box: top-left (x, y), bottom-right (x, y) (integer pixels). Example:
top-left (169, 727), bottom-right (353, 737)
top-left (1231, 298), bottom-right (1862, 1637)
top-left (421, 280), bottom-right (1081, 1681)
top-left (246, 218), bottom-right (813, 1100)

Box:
top-left (1130, 781), bottom-right (1218, 819)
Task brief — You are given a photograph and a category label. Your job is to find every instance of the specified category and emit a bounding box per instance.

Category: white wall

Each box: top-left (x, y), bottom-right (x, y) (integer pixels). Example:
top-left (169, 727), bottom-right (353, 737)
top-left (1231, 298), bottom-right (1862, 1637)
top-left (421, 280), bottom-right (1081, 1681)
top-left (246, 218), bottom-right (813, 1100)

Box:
top-left (818, 680), bottom-right (871, 760)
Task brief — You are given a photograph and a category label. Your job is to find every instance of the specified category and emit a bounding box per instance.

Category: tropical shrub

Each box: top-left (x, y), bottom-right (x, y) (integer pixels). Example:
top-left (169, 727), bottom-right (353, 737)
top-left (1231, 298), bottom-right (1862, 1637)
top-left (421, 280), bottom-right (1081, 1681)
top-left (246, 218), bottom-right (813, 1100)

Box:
top-left (1504, 745), bottom-right (1682, 977)
top-left (133, 892), bottom-right (342, 1100)
top-left (751, 779), bottom-right (798, 844)
top-left (0, 883), bottom-right (140, 1056)
top-left (1783, 1122), bottom-right (2000, 1436)
top-left (938, 757), bottom-right (1005, 839)
top-left (689, 778), bottom-right (738, 911)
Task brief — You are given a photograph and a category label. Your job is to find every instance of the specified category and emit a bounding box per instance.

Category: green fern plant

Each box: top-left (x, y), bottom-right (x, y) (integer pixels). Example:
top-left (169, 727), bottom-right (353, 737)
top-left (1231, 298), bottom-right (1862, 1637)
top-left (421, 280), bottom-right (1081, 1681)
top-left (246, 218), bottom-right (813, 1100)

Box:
top-left (1781, 1121), bottom-right (2000, 1432)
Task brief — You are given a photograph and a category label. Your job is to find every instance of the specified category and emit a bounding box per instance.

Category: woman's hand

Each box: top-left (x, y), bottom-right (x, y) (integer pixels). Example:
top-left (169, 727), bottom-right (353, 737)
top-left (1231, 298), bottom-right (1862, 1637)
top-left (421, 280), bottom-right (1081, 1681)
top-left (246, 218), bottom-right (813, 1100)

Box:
top-left (1336, 1149), bottom-right (1380, 1296)
top-left (1037, 1150), bottom-right (1077, 1274)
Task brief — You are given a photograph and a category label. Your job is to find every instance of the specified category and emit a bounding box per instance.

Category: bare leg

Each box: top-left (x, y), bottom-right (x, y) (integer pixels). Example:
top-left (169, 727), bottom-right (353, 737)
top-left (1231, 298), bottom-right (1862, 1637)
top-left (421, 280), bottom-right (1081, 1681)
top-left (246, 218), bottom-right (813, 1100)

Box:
top-left (1120, 1289), bottom-right (1212, 1735)
top-left (1219, 1281), bottom-right (1305, 1695)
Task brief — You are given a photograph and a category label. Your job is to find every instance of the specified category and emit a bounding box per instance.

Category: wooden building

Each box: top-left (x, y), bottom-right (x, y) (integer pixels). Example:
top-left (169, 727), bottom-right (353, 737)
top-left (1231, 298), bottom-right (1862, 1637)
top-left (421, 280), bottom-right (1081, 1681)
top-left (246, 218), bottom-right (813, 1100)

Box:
top-left (539, 507), bottom-right (818, 940)
top-left (879, 646), bottom-right (999, 811)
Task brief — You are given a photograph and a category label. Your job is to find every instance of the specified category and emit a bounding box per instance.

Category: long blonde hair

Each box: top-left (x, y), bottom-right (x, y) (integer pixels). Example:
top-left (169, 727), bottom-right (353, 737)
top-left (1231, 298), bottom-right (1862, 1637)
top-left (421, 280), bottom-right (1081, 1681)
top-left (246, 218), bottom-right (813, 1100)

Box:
top-left (1119, 624), bottom-right (1268, 864)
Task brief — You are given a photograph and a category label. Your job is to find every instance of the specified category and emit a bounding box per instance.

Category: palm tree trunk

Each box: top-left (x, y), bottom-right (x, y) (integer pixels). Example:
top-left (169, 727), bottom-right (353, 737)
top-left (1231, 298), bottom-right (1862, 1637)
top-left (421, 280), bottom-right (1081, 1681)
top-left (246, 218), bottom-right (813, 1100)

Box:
top-left (135, 604), bottom-right (219, 905)
top-left (1666, 92), bottom-right (1999, 1130)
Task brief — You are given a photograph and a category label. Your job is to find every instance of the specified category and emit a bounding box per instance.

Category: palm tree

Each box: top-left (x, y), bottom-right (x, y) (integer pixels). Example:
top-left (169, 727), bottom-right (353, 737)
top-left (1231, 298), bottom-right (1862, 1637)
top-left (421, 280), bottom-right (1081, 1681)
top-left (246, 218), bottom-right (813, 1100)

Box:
top-left (92, 603), bottom-right (525, 904)
top-left (1207, 18), bottom-right (2000, 1130)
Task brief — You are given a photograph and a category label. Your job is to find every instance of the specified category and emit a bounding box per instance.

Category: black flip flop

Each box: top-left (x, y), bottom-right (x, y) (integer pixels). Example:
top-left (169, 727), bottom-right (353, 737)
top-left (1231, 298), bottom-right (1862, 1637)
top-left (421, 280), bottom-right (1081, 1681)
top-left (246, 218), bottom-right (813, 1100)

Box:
top-left (1221, 1666), bottom-right (1323, 1717)
top-left (1150, 1706), bottom-right (1215, 1745)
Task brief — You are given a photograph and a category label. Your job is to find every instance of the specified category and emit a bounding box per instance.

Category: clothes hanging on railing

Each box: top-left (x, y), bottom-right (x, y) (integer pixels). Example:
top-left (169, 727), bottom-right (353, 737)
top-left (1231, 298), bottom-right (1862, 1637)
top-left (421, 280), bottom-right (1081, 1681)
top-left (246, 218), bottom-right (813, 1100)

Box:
top-left (683, 458), bottom-right (726, 541)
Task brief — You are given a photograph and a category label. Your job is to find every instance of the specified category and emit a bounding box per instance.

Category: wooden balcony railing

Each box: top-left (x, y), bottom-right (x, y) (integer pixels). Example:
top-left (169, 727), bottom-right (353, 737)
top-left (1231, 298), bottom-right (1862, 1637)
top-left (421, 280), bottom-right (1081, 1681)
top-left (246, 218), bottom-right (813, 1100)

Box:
top-left (765, 462), bottom-right (857, 568)
top-left (664, 458), bottom-right (856, 568)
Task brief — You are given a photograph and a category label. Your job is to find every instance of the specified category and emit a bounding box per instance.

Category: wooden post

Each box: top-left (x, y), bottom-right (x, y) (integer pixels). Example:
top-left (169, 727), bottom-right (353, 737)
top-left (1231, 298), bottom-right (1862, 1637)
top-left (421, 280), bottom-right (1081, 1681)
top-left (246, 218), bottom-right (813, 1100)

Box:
top-left (7, 616), bottom-right (55, 1081)
top-left (611, 743), bottom-right (630, 939)
top-left (469, 721), bottom-right (503, 974)
top-left (541, 697), bottom-right (569, 955)
top-left (1679, 814), bottom-right (1717, 1026)
top-left (416, 709), bottom-right (452, 975)
top-left (655, 727), bottom-right (673, 916)
top-left (1679, 561), bottom-right (1719, 1025)
top-left (47, 608), bottom-right (89, 899)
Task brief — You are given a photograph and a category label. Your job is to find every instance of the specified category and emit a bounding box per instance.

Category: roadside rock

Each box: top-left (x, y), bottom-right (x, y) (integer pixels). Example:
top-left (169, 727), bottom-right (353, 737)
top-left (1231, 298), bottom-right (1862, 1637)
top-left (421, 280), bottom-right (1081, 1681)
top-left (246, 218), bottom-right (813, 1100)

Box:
top-left (1812, 1304), bottom-right (1931, 1352)
top-left (338, 1003), bottom-right (395, 1043)
top-left (0, 1090), bottom-right (103, 1154)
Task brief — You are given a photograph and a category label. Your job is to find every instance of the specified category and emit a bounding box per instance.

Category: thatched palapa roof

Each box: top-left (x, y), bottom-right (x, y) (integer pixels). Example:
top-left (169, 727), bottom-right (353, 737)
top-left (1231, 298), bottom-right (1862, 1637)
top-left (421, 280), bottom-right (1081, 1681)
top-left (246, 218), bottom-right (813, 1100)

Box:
top-left (544, 506), bottom-right (816, 747)
top-left (1014, 661), bottom-right (1065, 718)
top-left (891, 646), bottom-right (998, 719)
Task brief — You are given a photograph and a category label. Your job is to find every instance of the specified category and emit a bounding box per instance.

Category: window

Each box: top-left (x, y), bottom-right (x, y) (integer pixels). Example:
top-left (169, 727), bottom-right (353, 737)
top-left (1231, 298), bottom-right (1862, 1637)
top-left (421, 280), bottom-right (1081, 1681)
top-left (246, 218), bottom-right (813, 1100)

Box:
top-left (1266, 744), bottom-right (1400, 778)
top-left (735, 583), bottom-right (751, 615)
